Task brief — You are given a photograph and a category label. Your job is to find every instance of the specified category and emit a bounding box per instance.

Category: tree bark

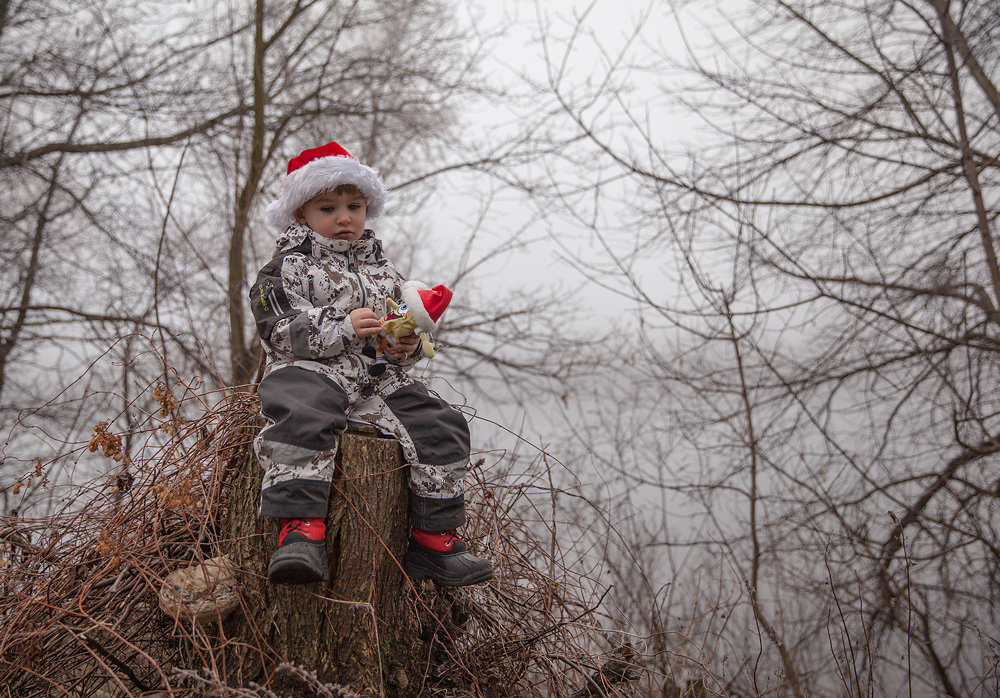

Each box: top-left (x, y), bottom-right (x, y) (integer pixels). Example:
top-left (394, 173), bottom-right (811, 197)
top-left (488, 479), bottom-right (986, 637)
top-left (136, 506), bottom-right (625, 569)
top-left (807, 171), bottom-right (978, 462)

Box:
top-left (220, 423), bottom-right (425, 695)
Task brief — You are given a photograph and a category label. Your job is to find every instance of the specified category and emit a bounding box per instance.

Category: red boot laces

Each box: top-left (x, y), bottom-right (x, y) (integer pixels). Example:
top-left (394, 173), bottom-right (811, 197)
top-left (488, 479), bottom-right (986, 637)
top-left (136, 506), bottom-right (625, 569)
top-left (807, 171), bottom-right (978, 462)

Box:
top-left (412, 528), bottom-right (462, 552)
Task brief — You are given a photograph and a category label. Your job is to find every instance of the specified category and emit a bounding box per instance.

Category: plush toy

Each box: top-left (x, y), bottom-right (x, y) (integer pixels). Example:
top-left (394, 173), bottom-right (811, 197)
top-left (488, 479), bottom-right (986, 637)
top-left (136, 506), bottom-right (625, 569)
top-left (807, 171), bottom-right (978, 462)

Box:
top-left (368, 282), bottom-right (452, 376)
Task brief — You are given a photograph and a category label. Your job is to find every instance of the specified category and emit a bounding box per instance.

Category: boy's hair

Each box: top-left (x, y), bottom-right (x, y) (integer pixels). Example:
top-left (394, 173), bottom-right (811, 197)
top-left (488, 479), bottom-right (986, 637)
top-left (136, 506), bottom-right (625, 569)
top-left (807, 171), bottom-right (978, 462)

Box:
top-left (304, 184), bottom-right (366, 207)
top-left (328, 183), bottom-right (364, 200)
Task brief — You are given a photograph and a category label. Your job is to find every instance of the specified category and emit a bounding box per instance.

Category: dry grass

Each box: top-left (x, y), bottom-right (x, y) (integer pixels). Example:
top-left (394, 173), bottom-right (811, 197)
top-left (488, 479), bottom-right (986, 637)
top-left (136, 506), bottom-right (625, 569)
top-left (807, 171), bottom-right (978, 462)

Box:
top-left (0, 367), bottom-right (649, 697)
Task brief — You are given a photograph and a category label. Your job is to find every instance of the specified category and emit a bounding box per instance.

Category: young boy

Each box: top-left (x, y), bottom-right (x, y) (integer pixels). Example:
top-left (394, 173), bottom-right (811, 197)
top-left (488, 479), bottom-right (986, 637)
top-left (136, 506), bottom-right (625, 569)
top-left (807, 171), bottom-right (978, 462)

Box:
top-left (249, 141), bottom-right (493, 587)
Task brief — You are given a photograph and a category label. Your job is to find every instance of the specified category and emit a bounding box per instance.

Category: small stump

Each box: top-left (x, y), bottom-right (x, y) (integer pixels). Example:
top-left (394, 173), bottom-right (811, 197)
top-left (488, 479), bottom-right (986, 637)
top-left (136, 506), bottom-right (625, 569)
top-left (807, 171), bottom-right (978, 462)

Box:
top-left (219, 423), bottom-right (423, 695)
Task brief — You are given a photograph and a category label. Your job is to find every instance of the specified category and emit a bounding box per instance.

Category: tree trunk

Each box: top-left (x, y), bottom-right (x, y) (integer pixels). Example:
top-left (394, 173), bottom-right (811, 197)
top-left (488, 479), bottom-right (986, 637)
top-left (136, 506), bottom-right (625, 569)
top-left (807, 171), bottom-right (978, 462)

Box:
top-left (227, 0), bottom-right (267, 388)
top-left (220, 422), bottom-right (425, 695)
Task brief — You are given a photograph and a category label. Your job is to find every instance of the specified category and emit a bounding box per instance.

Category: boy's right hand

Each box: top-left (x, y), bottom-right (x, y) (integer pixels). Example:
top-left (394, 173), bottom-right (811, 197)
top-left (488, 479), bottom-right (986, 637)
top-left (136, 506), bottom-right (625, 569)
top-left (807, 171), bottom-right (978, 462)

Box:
top-left (349, 308), bottom-right (383, 339)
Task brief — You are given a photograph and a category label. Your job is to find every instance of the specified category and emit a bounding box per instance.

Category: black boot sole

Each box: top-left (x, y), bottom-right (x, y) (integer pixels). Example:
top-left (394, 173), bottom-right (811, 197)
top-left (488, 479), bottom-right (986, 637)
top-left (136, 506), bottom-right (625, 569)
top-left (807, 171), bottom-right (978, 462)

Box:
top-left (404, 550), bottom-right (494, 587)
top-left (267, 541), bottom-right (329, 585)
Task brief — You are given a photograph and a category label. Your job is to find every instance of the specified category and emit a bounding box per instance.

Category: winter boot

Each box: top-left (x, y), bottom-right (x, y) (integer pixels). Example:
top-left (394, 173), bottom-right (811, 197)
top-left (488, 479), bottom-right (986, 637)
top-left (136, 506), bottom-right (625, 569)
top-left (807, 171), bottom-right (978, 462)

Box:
top-left (267, 517), bottom-right (328, 585)
top-left (362, 344), bottom-right (388, 377)
top-left (403, 529), bottom-right (493, 587)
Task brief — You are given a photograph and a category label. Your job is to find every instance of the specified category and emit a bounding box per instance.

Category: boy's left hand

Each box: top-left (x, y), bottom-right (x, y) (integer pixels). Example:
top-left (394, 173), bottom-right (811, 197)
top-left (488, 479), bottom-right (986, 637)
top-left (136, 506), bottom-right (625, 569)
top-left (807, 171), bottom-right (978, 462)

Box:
top-left (379, 333), bottom-right (420, 359)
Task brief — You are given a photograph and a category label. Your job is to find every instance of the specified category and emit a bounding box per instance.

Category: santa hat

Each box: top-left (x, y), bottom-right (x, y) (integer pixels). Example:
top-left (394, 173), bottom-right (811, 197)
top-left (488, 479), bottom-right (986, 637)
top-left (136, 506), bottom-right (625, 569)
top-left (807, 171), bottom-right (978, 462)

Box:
top-left (401, 281), bottom-right (452, 331)
top-left (265, 141), bottom-right (388, 229)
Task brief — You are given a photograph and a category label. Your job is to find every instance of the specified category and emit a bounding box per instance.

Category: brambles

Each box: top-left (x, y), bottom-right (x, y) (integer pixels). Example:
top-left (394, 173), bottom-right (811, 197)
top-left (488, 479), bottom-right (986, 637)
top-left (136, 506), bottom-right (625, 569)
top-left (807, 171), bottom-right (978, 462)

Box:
top-left (5, 459), bottom-right (49, 497)
top-left (88, 422), bottom-right (130, 464)
top-left (152, 382), bottom-right (177, 417)
top-left (153, 382), bottom-right (185, 435)
top-left (0, 373), bottom-right (647, 696)
top-left (151, 478), bottom-right (199, 510)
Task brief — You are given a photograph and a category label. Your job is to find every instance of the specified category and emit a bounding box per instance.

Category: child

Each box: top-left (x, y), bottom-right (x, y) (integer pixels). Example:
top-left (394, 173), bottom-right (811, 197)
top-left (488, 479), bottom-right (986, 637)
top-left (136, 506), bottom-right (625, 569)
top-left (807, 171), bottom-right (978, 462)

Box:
top-left (249, 141), bottom-right (493, 587)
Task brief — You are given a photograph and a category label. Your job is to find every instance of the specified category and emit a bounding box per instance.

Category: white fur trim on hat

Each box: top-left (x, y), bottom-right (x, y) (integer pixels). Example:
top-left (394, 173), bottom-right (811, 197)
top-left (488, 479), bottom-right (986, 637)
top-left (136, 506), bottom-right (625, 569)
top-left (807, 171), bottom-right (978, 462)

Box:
top-left (266, 155), bottom-right (388, 229)
top-left (401, 281), bottom-right (437, 331)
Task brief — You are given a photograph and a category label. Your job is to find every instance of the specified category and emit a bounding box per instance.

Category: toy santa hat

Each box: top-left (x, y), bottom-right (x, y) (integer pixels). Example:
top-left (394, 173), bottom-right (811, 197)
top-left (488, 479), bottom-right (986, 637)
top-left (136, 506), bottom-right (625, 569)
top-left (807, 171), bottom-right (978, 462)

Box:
top-left (402, 281), bottom-right (452, 331)
top-left (265, 141), bottom-right (388, 229)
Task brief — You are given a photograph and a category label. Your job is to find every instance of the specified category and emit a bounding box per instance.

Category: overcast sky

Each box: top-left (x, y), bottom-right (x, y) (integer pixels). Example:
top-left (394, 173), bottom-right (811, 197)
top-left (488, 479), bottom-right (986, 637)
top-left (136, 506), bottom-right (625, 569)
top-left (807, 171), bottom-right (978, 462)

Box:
top-left (387, 0), bottom-right (723, 317)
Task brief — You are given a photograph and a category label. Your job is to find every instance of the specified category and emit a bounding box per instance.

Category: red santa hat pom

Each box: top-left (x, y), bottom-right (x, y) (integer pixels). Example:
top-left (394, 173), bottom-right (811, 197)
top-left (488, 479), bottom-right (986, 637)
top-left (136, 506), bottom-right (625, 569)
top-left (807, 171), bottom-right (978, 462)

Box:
top-left (265, 141), bottom-right (388, 229)
top-left (401, 281), bottom-right (452, 332)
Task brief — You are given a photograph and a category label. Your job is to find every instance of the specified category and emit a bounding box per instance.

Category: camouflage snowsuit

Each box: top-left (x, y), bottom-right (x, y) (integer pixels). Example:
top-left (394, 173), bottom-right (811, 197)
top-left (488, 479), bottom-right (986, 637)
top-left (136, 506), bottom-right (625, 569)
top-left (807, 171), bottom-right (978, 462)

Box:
top-left (249, 223), bottom-right (468, 531)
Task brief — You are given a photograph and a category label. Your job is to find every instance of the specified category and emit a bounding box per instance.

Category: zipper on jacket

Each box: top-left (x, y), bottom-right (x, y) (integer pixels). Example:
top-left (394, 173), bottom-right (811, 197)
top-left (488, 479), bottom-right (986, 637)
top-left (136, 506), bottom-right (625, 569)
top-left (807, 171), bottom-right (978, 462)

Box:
top-left (347, 248), bottom-right (368, 309)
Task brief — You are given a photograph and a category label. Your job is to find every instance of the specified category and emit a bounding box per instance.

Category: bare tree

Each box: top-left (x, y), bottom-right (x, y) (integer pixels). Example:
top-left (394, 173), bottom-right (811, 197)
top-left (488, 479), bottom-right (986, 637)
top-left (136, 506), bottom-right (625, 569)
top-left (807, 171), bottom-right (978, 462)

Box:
top-left (525, 0), bottom-right (1000, 694)
top-left (0, 1), bottom-right (253, 395)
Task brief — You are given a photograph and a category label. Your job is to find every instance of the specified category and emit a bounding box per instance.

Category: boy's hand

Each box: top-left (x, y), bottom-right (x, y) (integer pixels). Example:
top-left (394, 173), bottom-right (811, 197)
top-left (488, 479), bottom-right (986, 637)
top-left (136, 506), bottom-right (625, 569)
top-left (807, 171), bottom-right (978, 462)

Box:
top-left (350, 308), bottom-right (382, 338)
top-left (393, 333), bottom-right (421, 358)
top-left (377, 333), bottom-right (420, 359)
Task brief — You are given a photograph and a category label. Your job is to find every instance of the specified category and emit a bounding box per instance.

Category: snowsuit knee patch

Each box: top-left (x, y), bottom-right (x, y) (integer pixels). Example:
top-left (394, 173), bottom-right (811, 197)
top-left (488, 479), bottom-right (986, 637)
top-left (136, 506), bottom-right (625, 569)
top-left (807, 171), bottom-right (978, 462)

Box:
top-left (258, 366), bottom-right (349, 450)
top-left (383, 382), bottom-right (470, 465)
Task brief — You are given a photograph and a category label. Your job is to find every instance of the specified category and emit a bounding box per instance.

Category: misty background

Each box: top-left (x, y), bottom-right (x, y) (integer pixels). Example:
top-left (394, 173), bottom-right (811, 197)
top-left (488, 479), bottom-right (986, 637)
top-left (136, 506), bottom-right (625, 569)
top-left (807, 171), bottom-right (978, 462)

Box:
top-left (2, 0), bottom-right (999, 695)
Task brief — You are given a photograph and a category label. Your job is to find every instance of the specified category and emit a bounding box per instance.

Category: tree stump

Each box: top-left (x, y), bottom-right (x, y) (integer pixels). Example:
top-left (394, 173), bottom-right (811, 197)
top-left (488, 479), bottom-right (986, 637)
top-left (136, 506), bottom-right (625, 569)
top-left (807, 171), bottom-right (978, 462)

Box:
top-left (220, 423), bottom-right (424, 695)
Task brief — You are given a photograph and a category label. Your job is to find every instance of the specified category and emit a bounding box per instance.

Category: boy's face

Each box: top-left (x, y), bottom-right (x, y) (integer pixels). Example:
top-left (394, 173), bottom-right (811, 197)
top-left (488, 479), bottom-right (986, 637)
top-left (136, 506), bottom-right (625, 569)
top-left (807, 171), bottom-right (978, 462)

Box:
top-left (294, 188), bottom-right (367, 242)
